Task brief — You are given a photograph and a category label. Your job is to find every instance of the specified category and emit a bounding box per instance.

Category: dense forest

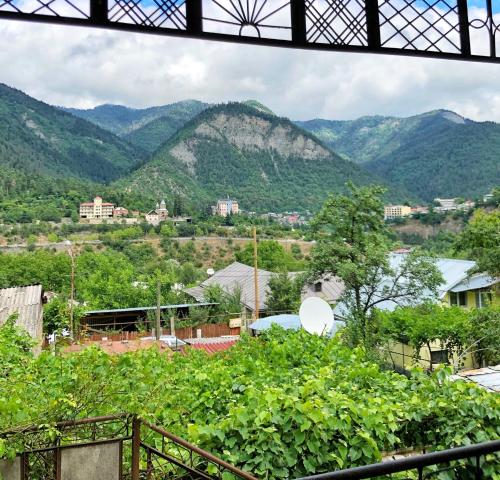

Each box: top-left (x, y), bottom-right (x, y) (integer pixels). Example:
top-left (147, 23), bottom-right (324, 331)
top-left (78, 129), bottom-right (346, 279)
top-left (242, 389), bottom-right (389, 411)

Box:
top-left (121, 103), bottom-right (395, 212)
top-left (297, 110), bottom-right (500, 201)
top-left (0, 84), bottom-right (145, 183)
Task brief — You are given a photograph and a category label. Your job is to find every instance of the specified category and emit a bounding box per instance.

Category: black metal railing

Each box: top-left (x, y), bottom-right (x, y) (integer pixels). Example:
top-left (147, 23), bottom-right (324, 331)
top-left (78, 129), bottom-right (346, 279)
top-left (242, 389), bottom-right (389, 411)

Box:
top-left (296, 440), bottom-right (500, 479)
top-left (0, 414), bottom-right (256, 480)
top-left (0, 0), bottom-right (499, 64)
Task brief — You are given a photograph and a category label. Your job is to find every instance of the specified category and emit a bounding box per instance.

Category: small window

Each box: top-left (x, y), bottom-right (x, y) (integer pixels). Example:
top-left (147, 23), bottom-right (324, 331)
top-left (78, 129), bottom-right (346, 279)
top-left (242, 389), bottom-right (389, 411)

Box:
top-left (314, 282), bottom-right (322, 292)
top-left (431, 350), bottom-right (449, 364)
top-left (475, 290), bottom-right (492, 308)
top-left (450, 291), bottom-right (467, 306)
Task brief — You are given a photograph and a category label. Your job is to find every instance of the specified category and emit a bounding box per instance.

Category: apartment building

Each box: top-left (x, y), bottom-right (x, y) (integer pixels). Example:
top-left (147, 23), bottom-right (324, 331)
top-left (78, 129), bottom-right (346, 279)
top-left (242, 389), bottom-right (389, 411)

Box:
top-left (79, 196), bottom-right (114, 219)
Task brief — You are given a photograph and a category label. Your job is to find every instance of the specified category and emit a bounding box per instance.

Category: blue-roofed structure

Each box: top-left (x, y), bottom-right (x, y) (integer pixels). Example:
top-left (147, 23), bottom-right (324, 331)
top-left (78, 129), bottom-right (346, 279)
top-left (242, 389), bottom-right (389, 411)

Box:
top-left (335, 254), bottom-right (498, 317)
top-left (248, 314), bottom-right (345, 337)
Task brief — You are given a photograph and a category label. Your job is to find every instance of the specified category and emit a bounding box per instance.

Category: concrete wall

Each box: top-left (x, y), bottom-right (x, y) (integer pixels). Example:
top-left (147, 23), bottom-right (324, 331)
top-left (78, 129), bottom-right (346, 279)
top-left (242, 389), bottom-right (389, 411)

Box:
top-left (0, 457), bottom-right (21, 480)
top-left (60, 442), bottom-right (121, 480)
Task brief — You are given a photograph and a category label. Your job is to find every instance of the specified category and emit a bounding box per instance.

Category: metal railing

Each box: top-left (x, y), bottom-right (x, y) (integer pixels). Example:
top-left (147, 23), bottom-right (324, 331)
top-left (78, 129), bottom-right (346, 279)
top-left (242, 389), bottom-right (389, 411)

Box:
top-left (138, 420), bottom-right (257, 480)
top-left (0, 414), bottom-right (256, 480)
top-left (296, 440), bottom-right (500, 480)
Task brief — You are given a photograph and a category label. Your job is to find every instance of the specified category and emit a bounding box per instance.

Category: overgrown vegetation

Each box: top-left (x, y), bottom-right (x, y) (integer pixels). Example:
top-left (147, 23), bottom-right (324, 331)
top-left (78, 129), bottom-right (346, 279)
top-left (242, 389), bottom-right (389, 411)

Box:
top-left (0, 326), bottom-right (499, 477)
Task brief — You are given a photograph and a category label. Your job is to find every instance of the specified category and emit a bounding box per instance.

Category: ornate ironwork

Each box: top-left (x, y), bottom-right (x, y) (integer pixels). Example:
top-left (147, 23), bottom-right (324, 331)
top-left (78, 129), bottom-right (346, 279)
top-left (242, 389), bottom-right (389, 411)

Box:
top-left (0, 0), bottom-right (499, 63)
top-left (0, 0), bottom-right (89, 17)
top-left (203, 0), bottom-right (291, 39)
top-left (108, 0), bottom-right (187, 29)
top-left (469, 0), bottom-right (499, 57)
top-left (305, 0), bottom-right (368, 46)
top-left (379, 0), bottom-right (461, 53)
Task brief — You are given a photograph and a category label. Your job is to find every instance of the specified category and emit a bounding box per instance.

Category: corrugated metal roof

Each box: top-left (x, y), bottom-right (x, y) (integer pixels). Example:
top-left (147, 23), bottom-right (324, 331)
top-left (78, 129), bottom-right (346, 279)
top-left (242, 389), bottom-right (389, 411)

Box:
top-left (0, 284), bottom-right (43, 345)
top-left (450, 273), bottom-right (498, 292)
top-left (184, 337), bottom-right (238, 354)
top-left (452, 365), bottom-right (500, 393)
top-left (84, 302), bottom-right (217, 316)
top-left (64, 339), bottom-right (171, 355)
top-left (184, 262), bottom-right (344, 312)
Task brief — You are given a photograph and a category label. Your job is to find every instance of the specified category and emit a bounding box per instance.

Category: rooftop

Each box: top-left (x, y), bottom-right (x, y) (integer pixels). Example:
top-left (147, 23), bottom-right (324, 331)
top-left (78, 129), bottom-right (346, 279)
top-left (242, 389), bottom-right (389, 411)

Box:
top-left (0, 284), bottom-right (44, 344)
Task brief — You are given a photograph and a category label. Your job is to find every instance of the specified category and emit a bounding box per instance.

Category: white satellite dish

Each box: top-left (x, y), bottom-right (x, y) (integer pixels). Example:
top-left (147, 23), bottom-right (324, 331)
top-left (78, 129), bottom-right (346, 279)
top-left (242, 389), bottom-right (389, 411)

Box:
top-left (206, 268), bottom-right (215, 276)
top-left (299, 297), bottom-right (334, 336)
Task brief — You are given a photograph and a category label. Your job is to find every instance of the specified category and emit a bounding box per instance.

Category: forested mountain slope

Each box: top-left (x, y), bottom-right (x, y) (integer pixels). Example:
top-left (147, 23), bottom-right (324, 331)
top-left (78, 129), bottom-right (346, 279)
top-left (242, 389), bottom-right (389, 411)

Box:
top-left (297, 110), bottom-right (500, 201)
top-left (64, 100), bottom-right (209, 138)
top-left (0, 84), bottom-right (145, 183)
top-left (120, 103), bottom-right (396, 212)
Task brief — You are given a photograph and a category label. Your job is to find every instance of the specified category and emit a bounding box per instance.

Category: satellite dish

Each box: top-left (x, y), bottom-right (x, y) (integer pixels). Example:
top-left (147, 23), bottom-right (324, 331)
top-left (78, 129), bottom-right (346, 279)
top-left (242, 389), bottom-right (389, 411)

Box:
top-left (299, 297), bottom-right (334, 336)
top-left (206, 268), bottom-right (215, 276)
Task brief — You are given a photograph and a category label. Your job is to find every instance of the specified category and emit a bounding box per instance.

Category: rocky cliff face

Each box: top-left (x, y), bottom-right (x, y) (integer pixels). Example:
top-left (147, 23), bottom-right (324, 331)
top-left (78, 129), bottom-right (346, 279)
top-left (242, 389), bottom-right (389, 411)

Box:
top-left (119, 103), bottom-right (378, 211)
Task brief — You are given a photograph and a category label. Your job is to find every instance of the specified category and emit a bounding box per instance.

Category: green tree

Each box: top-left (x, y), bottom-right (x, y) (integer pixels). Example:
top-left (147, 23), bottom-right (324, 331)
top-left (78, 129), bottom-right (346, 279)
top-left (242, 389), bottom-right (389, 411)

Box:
top-left (266, 270), bottom-right (303, 314)
top-left (455, 209), bottom-right (500, 276)
top-left (173, 195), bottom-right (183, 217)
top-left (235, 240), bottom-right (301, 271)
top-left (467, 307), bottom-right (500, 367)
top-left (309, 184), bottom-right (443, 345)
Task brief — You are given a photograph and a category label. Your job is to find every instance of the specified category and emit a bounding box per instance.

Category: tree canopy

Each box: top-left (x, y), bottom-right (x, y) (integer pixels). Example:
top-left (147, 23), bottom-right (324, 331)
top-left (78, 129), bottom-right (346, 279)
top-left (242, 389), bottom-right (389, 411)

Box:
top-left (309, 184), bottom-right (443, 345)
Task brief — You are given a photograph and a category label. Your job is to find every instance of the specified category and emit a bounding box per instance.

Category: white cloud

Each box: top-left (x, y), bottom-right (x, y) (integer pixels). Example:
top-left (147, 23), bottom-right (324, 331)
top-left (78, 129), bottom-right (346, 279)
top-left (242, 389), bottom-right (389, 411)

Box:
top-left (1, 18), bottom-right (500, 121)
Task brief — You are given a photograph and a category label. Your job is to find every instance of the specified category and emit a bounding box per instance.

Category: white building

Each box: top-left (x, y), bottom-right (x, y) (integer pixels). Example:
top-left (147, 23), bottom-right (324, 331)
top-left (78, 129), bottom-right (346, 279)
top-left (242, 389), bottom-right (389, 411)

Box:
top-left (79, 196), bottom-right (114, 219)
top-left (145, 200), bottom-right (169, 226)
top-left (213, 198), bottom-right (239, 217)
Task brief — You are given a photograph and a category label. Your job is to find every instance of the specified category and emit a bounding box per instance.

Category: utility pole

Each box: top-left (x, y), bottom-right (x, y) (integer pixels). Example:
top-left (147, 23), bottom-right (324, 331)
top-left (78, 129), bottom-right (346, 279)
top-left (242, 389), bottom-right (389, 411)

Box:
top-left (156, 278), bottom-right (161, 340)
top-left (65, 240), bottom-right (76, 339)
top-left (253, 226), bottom-right (259, 320)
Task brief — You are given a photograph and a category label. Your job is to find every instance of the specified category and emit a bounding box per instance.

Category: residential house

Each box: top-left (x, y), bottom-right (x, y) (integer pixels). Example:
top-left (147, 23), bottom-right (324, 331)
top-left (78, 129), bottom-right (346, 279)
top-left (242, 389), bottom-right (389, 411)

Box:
top-left (334, 253), bottom-right (498, 371)
top-left (184, 261), bottom-right (344, 317)
top-left (0, 284), bottom-right (45, 353)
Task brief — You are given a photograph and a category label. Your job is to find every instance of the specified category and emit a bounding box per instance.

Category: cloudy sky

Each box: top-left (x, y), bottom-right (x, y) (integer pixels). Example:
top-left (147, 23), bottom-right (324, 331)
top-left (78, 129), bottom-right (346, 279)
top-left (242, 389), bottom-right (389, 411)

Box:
top-left (1, 18), bottom-right (500, 121)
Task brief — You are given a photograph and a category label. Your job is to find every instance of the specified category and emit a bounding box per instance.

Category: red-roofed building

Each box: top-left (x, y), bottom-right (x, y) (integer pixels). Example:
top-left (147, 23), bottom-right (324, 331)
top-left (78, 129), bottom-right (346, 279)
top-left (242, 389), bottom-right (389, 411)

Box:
top-left (80, 196), bottom-right (115, 219)
top-left (183, 337), bottom-right (238, 355)
top-left (63, 338), bottom-right (171, 355)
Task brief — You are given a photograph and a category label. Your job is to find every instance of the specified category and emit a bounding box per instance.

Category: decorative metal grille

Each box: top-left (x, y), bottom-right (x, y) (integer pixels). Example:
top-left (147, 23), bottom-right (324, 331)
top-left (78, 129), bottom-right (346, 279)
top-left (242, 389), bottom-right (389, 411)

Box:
top-left (0, 0), bottom-right (89, 17)
top-left (305, 0), bottom-right (368, 45)
top-left (24, 450), bottom-right (57, 480)
top-left (202, 0), bottom-right (291, 39)
top-left (0, 0), bottom-right (499, 63)
top-left (468, 0), bottom-right (499, 57)
top-left (379, 0), bottom-right (461, 53)
top-left (108, 0), bottom-right (187, 28)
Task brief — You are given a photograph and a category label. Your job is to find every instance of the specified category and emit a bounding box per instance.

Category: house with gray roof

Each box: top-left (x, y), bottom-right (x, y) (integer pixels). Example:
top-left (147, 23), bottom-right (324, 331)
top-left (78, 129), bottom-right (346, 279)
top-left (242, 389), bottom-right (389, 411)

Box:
top-left (334, 253), bottom-right (498, 317)
top-left (184, 261), bottom-right (344, 316)
top-left (0, 284), bottom-right (45, 353)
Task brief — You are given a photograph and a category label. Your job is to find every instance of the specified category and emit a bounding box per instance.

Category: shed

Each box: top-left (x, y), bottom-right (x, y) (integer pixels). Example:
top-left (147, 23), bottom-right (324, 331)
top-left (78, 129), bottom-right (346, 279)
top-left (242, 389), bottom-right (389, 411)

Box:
top-left (0, 284), bottom-right (44, 353)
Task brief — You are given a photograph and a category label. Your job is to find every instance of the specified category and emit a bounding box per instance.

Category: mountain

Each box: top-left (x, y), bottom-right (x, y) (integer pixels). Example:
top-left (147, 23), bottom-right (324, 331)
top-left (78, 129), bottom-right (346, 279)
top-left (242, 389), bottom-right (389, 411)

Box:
top-left (64, 100), bottom-right (209, 139)
top-left (296, 110), bottom-right (500, 201)
top-left (0, 84), bottom-right (145, 183)
top-left (119, 102), bottom-right (391, 212)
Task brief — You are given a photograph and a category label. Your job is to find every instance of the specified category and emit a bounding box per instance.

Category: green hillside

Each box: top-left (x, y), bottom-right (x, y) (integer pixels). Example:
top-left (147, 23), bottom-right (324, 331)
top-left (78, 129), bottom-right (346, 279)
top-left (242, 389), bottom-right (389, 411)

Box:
top-left (64, 100), bottom-right (209, 138)
top-left (120, 103), bottom-right (395, 212)
top-left (296, 111), bottom-right (500, 201)
top-left (0, 83), bottom-right (145, 183)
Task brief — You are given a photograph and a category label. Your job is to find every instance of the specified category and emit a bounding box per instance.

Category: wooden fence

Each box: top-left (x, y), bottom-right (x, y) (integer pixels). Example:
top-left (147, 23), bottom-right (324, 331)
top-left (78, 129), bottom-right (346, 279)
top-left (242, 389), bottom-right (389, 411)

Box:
top-left (81, 322), bottom-right (241, 342)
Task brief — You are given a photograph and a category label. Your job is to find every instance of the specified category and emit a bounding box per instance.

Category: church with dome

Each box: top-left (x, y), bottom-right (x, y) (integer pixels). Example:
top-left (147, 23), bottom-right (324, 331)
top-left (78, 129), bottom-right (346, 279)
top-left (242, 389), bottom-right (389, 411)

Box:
top-left (145, 200), bottom-right (169, 225)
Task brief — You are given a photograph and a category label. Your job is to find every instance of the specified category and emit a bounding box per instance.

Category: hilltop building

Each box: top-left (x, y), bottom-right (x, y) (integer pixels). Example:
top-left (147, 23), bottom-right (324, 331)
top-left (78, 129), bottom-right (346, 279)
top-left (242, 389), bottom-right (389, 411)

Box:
top-left (384, 205), bottom-right (412, 219)
top-left (79, 196), bottom-right (114, 219)
top-left (212, 197), bottom-right (239, 217)
top-left (145, 200), bottom-right (169, 226)
top-left (434, 198), bottom-right (475, 213)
